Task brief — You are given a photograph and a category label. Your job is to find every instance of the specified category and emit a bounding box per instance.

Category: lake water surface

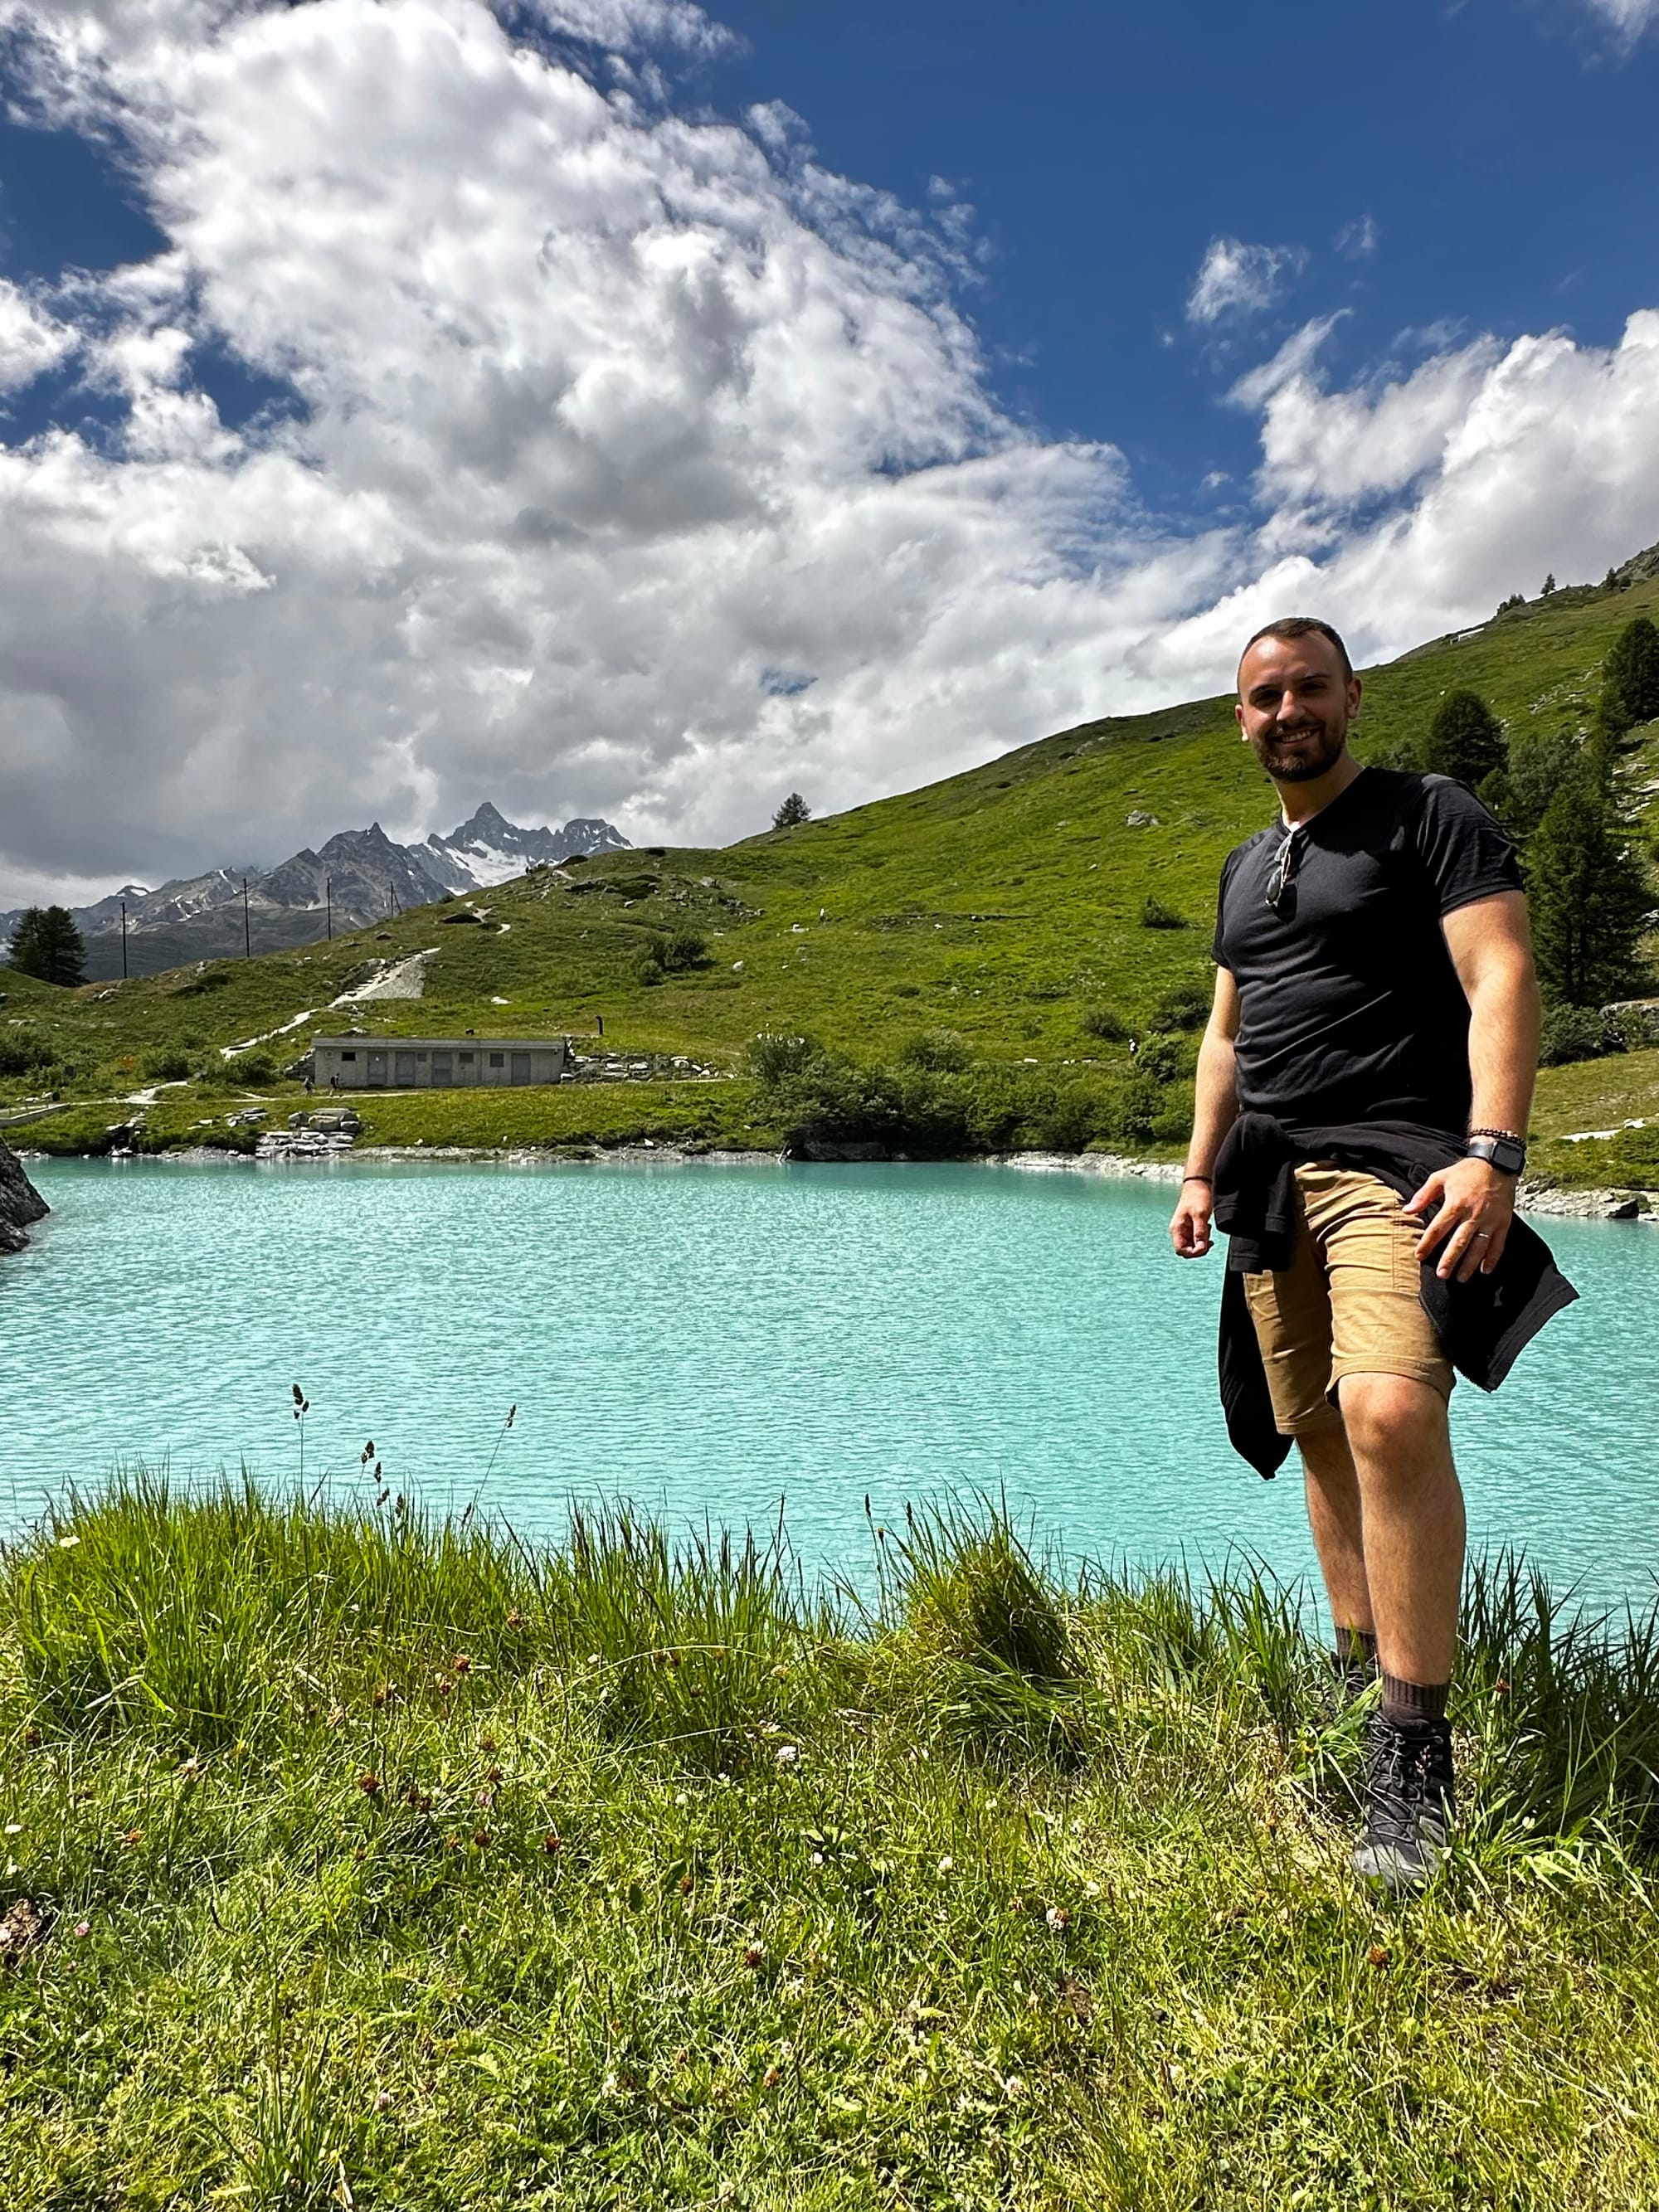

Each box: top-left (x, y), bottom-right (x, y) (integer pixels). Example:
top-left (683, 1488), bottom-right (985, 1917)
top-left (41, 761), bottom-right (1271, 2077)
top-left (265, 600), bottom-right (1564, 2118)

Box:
top-left (4, 1155), bottom-right (1657, 1607)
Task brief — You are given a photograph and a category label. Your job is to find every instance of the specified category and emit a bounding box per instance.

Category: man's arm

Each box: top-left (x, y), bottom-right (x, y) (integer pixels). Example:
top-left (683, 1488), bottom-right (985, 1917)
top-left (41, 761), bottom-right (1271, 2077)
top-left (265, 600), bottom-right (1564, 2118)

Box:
top-left (1170, 967), bottom-right (1240, 1259)
top-left (1404, 890), bottom-right (1541, 1281)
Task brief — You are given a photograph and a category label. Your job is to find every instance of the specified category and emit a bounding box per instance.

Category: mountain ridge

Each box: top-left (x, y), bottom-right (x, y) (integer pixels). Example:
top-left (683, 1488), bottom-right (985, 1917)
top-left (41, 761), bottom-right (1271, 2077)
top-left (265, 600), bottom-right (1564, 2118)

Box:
top-left (1, 804), bottom-right (630, 980)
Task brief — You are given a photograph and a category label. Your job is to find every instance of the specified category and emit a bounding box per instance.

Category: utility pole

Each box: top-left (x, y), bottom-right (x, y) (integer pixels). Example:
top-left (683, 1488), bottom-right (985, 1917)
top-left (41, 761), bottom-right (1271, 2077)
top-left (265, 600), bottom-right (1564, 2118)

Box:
top-left (243, 877), bottom-right (251, 959)
top-left (119, 898), bottom-right (129, 980)
top-left (325, 876), bottom-right (333, 941)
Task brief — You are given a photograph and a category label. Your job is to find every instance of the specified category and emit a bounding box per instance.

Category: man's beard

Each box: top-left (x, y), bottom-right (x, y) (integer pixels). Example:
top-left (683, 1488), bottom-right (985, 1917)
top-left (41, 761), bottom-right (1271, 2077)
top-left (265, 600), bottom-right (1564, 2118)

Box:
top-left (1248, 717), bottom-right (1350, 783)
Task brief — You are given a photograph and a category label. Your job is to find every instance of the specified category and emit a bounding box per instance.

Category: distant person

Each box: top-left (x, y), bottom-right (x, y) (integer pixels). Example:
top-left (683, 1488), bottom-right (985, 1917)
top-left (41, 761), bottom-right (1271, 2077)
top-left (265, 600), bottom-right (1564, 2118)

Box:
top-left (303, 1073), bottom-right (314, 1095)
top-left (329, 1073), bottom-right (340, 1094)
top-left (1170, 616), bottom-right (1574, 1893)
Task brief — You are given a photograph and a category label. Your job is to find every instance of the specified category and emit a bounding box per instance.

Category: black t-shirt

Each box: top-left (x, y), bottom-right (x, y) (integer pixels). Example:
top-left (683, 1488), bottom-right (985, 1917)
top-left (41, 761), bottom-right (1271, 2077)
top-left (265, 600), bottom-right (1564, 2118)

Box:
top-left (1212, 767), bottom-right (1525, 1135)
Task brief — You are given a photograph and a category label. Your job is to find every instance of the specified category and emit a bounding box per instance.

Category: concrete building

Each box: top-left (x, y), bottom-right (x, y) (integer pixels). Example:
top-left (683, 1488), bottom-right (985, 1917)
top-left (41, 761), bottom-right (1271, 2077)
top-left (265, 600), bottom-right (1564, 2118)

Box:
top-left (310, 1034), bottom-right (570, 1090)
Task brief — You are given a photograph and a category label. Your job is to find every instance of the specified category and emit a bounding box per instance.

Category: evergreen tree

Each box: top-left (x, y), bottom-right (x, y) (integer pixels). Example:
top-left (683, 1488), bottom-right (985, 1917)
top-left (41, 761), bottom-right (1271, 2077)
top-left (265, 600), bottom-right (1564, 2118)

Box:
top-left (1489, 727), bottom-right (1590, 844)
top-left (771, 792), bottom-right (811, 829)
top-left (1603, 615), bottom-right (1659, 728)
top-left (1541, 573), bottom-right (1556, 596)
top-left (1423, 689), bottom-right (1506, 788)
top-left (1525, 785), bottom-right (1652, 1006)
top-left (7, 905), bottom-right (88, 987)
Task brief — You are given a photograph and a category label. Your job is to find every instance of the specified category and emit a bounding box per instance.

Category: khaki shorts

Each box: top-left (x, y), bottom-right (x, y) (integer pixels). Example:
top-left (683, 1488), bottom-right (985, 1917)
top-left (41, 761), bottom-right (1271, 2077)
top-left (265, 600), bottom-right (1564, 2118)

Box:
top-left (1243, 1164), bottom-right (1454, 1436)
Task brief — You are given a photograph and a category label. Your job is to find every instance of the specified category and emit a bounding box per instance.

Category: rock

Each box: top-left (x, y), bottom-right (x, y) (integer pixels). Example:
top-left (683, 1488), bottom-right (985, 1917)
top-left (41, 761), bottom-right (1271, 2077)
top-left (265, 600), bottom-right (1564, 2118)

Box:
top-left (1603, 996), bottom-right (1659, 1045)
top-left (0, 1137), bottom-right (49, 1255)
top-left (1605, 1194), bottom-right (1644, 1220)
top-left (294, 1107), bottom-right (362, 1135)
top-left (1126, 811), bottom-right (1160, 828)
top-left (792, 1138), bottom-right (890, 1162)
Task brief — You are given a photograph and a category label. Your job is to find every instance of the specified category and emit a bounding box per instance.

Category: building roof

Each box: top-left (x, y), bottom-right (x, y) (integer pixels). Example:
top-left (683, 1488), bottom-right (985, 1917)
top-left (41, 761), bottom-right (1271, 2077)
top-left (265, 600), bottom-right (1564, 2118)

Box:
top-left (311, 1034), bottom-right (568, 1051)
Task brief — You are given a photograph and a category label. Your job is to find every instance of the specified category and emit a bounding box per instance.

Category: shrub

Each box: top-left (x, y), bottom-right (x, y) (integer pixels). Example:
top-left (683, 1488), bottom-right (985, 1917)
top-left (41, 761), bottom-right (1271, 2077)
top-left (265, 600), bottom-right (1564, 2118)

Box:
top-left (1136, 1035), bottom-right (1190, 1085)
top-left (0, 1026), bottom-right (57, 1079)
top-left (1080, 1004), bottom-right (1131, 1042)
top-left (897, 1028), bottom-right (971, 1073)
top-left (1141, 896), bottom-right (1189, 931)
top-left (634, 955), bottom-right (665, 987)
top-left (747, 1033), bottom-right (823, 1087)
top-left (1538, 998), bottom-right (1634, 1067)
top-left (649, 927), bottom-right (708, 973)
top-left (141, 1048), bottom-right (193, 1082)
top-left (1150, 984), bottom-right (1209, 1033)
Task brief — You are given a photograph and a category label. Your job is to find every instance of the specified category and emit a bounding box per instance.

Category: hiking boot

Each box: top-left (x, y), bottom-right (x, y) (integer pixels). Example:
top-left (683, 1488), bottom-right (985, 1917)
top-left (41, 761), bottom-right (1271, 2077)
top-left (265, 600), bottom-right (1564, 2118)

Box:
top-left (1350, 1711), bottom-right (1455, 1893)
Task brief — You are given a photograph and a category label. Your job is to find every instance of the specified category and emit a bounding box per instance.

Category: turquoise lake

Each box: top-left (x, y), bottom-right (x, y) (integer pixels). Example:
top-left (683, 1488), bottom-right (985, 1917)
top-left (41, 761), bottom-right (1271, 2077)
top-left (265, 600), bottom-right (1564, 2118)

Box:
top-left (4, 1155), bottom-right (1657, 1607)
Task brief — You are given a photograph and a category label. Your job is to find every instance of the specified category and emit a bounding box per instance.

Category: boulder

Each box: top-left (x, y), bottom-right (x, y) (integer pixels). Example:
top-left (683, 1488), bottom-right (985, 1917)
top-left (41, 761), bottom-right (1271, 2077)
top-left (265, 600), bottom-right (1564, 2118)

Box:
top-left (0, 1138), bottom-right (49, 1255)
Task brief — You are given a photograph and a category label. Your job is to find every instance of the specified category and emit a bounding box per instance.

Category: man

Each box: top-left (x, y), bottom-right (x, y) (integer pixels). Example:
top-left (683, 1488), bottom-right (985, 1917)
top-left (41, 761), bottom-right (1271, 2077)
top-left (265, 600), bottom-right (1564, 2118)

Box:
top-left (1170, 616), bottom-right (1574, 1892)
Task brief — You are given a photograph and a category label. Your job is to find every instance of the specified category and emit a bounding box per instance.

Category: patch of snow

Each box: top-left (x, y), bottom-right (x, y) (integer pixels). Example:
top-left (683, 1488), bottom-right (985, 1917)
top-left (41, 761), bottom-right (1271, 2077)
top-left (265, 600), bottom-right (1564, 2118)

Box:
top-left (220, 1005), bottom-right (319, 1057)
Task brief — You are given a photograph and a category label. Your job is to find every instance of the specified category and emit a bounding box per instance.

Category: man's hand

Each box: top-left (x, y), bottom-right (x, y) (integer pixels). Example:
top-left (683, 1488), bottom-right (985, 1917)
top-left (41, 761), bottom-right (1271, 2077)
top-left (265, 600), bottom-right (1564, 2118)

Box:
top-left (1403, 1157), bottom-right (1516, 1281)
top-left (1170, 1179), bottom-right (1214, 1259)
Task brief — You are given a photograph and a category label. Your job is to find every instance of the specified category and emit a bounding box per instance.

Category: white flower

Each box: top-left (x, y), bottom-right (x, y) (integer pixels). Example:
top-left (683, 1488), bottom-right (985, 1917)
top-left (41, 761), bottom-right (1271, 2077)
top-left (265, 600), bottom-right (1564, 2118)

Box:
top-left (937, 1855), bottom-right (954, 1874)
top-left (57, 1535), bottom-right (80, 1550)
top-left (776, 1744), bottom-right (799, 1766)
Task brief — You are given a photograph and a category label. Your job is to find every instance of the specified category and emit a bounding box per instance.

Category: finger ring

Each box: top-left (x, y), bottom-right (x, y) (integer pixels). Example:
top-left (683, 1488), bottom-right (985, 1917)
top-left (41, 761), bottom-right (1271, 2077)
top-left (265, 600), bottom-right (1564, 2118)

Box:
top-left (1473, 1230), bottom-right (1491, 1240)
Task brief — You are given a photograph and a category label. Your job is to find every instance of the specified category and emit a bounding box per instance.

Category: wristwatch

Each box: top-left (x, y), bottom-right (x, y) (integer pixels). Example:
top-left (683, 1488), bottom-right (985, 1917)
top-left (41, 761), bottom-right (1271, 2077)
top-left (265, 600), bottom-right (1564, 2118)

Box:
top-left (1467, 1130), bottom-right (1526, 1176)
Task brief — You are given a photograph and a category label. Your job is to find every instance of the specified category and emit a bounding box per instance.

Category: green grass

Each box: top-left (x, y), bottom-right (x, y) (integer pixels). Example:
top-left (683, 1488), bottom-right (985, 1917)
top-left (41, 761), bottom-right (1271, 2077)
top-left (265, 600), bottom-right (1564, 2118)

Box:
top-left (4, 1482), bottom-right (1659, 2207)
top-left (6, 575), bottom-right (1657, 1176)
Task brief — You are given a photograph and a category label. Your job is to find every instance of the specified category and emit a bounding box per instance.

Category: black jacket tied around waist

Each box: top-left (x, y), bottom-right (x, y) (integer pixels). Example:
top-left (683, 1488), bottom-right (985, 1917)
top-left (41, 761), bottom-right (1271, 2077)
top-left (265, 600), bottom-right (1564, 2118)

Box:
top-left (1212, 1111), bottom-right (1579, 1480)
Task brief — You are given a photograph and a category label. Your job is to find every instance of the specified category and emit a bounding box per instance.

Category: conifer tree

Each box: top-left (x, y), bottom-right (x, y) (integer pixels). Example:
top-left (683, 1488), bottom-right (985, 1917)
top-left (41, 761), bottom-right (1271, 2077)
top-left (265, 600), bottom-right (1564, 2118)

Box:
top-left (1603, 615), bottom-right (1659, 729)
top-left (1423, 690), bottom-right (1506, 789)
top-left (1525, 786), bottom-right (1652, 1007)
top-left (7, 905), bottom-right (88, 987)
top-left (771, 793), bottom-right (811, 829)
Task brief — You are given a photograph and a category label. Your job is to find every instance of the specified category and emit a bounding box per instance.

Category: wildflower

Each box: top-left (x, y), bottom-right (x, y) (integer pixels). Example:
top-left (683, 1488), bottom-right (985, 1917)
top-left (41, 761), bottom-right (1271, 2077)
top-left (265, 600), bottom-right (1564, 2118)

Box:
top-left (678, 1874), bottom-right (693, 1896)
top-left (542, 1830), bottom-right (562, 1854)
top-left (742, 1942), bottom-right (766, 1969)
top-left (810, 1852), bottom-right (825, 1868)
top-left (1046, 1906), bottom-right (1072, 1932)
top-left (56, 1535), bottom-right (80, 1550)
top-left (122, 1828), bottom-right (144, 1849)
top-left (586, 1654), bottom-right (602, 1668)
top-left (1368, 1944), bottom-right (1390, 1968)
top-left (674, 1791), bottom-right (688, 1806)
top-left (2, 1825), bottom-right (20, 1837)
top-left (937, 1855), bottom-right (954, 1874)
top-left (472, 1828), bottom-right (490, 1850)
top-left (762, 2065), bottom-right (782, 2089)
top-left (776, 1745), bottom-right (799, 1767)
top-left (436, 1682), bottom-right (452, 1699)
top-left (451, 1655), bottom-right (471, 1675)
top-left (475, 1789), bottom-right (494, 1809)
top-left (358, 1773), bottom-right (382, 1797)
top-left (74, 1921), bottom-right (91, 1938)
top-left (479, 1735), bottom-right (497, 1754)
top-left (373, 2090), bottom-right (393, 2112)
top-left (506, 1608), bottom-right (523, 1629)
top-left (1003, 2075), bottom-right (1028, 2102)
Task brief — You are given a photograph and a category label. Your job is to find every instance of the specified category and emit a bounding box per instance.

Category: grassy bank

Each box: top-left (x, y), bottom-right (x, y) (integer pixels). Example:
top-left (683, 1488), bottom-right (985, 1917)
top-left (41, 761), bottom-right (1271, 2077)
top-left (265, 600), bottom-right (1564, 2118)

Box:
top-left (3, 1484), bottom-right (1659, 2208)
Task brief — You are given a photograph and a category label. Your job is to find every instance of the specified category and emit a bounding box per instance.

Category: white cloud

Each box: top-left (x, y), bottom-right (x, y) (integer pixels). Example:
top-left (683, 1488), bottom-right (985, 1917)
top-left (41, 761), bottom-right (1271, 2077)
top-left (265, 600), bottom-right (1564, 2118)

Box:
top-left (1577, 0), bottom-right (1659, 41)
top-left (1185, 236), bottom-right (1307, 326)
top-left (0, 1), bottom-right (1657, 902)
top-left (1335, 215), bottom-right (1379, 260)
top-left (0, 279), bottom-right (75, 392)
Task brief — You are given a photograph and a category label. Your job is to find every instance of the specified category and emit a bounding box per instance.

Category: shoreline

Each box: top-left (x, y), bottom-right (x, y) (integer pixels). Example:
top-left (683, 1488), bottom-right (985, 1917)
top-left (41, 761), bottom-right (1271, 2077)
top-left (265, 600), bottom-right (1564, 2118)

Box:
top-left (16, 1135), bottom-right (1656, 1218)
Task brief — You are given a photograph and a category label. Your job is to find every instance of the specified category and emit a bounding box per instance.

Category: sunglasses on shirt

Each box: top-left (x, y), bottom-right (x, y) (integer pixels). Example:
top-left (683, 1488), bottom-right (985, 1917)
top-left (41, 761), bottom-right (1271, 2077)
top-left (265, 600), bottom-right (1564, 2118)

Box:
top-left (1265, 827), bottom-right (1302, 915)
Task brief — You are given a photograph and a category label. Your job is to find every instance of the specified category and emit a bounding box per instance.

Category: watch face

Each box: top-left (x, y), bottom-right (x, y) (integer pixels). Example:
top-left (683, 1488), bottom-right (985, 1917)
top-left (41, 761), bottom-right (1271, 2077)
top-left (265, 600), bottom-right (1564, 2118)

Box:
top-left (1495, 1139), bottom-right (1526, 1174)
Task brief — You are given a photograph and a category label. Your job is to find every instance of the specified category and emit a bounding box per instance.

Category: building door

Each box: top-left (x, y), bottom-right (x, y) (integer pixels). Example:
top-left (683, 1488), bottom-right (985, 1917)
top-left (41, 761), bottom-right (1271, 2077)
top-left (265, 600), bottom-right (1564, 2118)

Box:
top-left (367, 1051), bottom-right (387, 1087)
top-left (394, 1051), bottom-right (416, 1086)
top-left (510, 1053), bottom-right (532, 1085)
top-left (430, 1053), bottom-right (452, 1087)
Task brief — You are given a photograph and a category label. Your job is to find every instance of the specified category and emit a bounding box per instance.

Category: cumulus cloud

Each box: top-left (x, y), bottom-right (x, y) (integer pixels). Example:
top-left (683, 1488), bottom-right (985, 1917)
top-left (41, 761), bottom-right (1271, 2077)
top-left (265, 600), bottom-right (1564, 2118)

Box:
top-left (1185, 236), bottom-right (1308, 326)
top-left (0, 0), bottom-right (1657, 904)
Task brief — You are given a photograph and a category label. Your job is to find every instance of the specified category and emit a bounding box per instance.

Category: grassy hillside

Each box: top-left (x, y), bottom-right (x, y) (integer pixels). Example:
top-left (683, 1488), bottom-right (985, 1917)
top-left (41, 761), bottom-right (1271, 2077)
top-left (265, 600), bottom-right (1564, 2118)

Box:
top-left (5, 573), bottom-right (1657, 1175)
top-left (4, 1481), bottom-right (1659, 2209)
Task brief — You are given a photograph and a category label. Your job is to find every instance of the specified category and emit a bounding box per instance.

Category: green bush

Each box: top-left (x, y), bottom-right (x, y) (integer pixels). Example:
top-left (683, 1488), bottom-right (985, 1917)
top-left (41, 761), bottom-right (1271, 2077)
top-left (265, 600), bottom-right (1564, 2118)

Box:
top-left (0, 1025), bottom-right (57, 1079)
top-left (747, 1032), bottom-right (822, 1087)
top-left (649, 928), bottom-right (708, 973)
top-left (1079, 1004), bottom-right (1131, 1041)
top-left (634, 955), bottom-right (665, 988)
top-left (897, 1028), bottom-right (971, 1073)
top-left (1140, 895), bottom-right (1189, 931)
top-left (141, 1048), bottom-right (193, 1082)
top-left (1149, 984), bottom-right (1209, 1033)
top-left (1136, 1035), bottom-right (1190, 1085)
top-left (1538, 998), bottom-right (1634, 1067)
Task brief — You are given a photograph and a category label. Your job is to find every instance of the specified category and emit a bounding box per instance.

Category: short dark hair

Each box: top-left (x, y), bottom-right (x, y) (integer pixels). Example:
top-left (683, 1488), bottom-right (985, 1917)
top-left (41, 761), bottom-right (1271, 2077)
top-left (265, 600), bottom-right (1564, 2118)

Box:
top-left (1238, 615), bottom-right (1354, 686)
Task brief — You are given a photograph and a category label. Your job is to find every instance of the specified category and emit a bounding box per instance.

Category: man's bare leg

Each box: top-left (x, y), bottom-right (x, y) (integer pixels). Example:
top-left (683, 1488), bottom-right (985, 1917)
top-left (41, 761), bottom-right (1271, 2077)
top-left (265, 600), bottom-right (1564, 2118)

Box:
top-left (1335, 1373), bottom-right (1464, 1688)
top-left (1297, 1421), bottom-right (1374, 1644)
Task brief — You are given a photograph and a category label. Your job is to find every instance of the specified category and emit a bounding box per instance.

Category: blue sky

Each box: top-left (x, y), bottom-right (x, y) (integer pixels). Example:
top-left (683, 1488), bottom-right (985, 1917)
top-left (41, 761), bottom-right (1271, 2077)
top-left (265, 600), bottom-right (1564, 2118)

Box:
top-left (1, 0), bottom-right (1657, 901)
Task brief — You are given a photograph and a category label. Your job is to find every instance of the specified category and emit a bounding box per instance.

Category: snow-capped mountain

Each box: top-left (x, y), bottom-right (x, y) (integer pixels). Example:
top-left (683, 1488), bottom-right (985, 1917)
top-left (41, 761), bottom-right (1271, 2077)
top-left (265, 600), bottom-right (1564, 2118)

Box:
top-left (424, 801), bottom-right (629, 889)
top-left (2, 805), bottom-right (628, 979)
